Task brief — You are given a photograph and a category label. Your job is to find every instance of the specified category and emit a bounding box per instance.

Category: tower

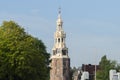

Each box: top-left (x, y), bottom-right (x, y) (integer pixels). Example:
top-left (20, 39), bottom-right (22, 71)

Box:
top-left (50, 9), bottom-right (70, 80)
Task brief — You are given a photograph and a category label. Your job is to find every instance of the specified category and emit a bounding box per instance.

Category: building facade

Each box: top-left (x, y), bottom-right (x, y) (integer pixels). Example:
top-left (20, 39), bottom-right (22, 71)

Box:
top-left (109, 70), bottom-right (120, 80)
top-left (50, 10), bottom-right (70, 80)
top-left (82, 64), bottom-right (100, 80)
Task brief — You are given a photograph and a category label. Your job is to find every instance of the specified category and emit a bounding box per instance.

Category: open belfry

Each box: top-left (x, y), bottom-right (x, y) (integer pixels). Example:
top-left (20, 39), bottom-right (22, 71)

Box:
top-left (50, 9), bottom-right (70, 80)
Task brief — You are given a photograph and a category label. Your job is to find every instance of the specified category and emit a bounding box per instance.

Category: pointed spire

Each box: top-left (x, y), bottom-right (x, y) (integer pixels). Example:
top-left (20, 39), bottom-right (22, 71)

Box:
top-left (58, 7), bottom-right (61, 15)
top-left (56, 7), bottom-right (63, 31)
top-left (58, 7), bottom-right (62, 20)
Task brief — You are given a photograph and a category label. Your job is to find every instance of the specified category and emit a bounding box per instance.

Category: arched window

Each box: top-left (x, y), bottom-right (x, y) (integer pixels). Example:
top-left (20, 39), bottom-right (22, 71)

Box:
top-left (62, 38), bottom-right (63, 42)
top-left (58, 38), bottom-right (60, 43)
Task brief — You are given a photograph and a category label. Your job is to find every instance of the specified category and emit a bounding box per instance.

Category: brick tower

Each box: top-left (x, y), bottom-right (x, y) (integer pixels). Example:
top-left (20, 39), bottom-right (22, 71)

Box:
top-left (50, 9), bottom-right (70, 80)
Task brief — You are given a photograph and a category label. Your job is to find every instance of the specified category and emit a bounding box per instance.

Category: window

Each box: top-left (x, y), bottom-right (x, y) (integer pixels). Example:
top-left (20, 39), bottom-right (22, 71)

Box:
top-left (53, 50), bottom-right (56, 55)
top-left (62, 38), bottom-right (63, 42)
top-left (62, 50), bottom-right (66, 55)
top-left (58, 38), bottom-right (60, 43)
top-left (57, 48), bottom-right (61, 53)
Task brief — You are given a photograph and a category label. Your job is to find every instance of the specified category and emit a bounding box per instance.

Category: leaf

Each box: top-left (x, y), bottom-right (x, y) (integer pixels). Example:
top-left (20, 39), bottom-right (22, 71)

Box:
top-left (0, 21), bottom-right (50, 80)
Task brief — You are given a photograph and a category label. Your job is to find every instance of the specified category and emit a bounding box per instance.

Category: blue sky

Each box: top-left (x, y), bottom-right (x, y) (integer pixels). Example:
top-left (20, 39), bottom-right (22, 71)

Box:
top-left (0, 0), bottom-right (120, 67)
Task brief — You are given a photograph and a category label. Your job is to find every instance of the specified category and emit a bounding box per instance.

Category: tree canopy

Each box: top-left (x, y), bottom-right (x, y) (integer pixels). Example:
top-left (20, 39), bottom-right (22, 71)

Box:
top-left (96, 55), bottom-right (116, 80)
top-left (0, 21), bottom-right (50, 80)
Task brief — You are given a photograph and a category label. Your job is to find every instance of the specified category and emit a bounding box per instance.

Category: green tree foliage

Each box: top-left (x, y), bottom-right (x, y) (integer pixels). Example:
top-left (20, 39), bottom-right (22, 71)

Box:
top-left (116, 64), bottom-right (120, 72)
top-left (70, 67), bottom-right (77, 80)
top-left (0, 21), bottom-right (50, 80)
top-left (96, 55), bottom-right (116, 80)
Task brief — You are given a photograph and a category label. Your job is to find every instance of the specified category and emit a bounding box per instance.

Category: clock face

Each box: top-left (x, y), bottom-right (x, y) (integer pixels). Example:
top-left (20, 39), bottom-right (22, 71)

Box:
top-left (56, 32), bottom-right (60, 37)
top-left (57, 48), bottom-right (61, 53)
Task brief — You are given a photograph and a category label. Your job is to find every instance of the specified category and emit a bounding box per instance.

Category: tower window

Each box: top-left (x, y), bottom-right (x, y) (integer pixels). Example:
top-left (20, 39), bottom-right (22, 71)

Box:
top-left (62, 50), bottom-right (66, 55)
top-left (53, 50), bottom-right (56, 55)
top-left (58, 38), bottom-right (60, 43)
top-left (62, 38), bottom-right (63, 42)
top-left (58, 24), bottom-right (61, 27)
top-left (57, 48), bottom-right (61, 53)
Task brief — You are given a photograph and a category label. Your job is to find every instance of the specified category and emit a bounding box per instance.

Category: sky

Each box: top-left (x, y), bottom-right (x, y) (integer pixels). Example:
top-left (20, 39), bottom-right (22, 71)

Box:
top-left (0, 0), bottom-right (120, 67)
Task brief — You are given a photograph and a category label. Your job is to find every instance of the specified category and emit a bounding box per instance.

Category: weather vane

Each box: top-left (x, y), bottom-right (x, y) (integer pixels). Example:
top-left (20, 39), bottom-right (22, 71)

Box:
top-left (58, 7), bottom-right (61, 14)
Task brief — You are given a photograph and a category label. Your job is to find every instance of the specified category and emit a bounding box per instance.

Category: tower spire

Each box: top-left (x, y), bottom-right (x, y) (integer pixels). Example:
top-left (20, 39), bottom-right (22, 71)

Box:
top-left (58, 7), bottom-right (61, 14)
top-left (57, 7), bottom-right (63, 31)
top-left (58, 7), bottom-right (62, 20)
top-left (50, 9), bottom-right (70, 80)
top-left (52, 8), bottom-right (68, 57)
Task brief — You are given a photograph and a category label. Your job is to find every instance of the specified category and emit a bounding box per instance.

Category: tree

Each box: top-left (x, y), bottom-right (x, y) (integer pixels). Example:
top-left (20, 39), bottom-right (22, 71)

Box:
top-left (96, 55), bottom-right (116, 80)
top-left (70, 67), bottom-right (77, 80)
top-left (0, 21), bottom-right (50, 80)
top-left (116, 64), bottom-right (120, 72)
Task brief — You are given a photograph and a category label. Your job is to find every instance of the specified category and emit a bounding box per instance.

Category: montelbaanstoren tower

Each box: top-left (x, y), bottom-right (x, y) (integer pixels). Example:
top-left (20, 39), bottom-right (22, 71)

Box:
top-left (50, 9), bottom-right (70, 80)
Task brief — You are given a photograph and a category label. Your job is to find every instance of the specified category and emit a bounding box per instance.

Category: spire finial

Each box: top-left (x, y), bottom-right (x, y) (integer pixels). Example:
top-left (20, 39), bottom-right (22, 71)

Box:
top-left (58, 7), bottom-right (61, 14)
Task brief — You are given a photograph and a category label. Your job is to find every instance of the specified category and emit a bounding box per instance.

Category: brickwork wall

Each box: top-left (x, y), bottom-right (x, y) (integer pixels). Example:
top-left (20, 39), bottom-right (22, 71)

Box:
top-left (50, 58), bottom-right (70, 80)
